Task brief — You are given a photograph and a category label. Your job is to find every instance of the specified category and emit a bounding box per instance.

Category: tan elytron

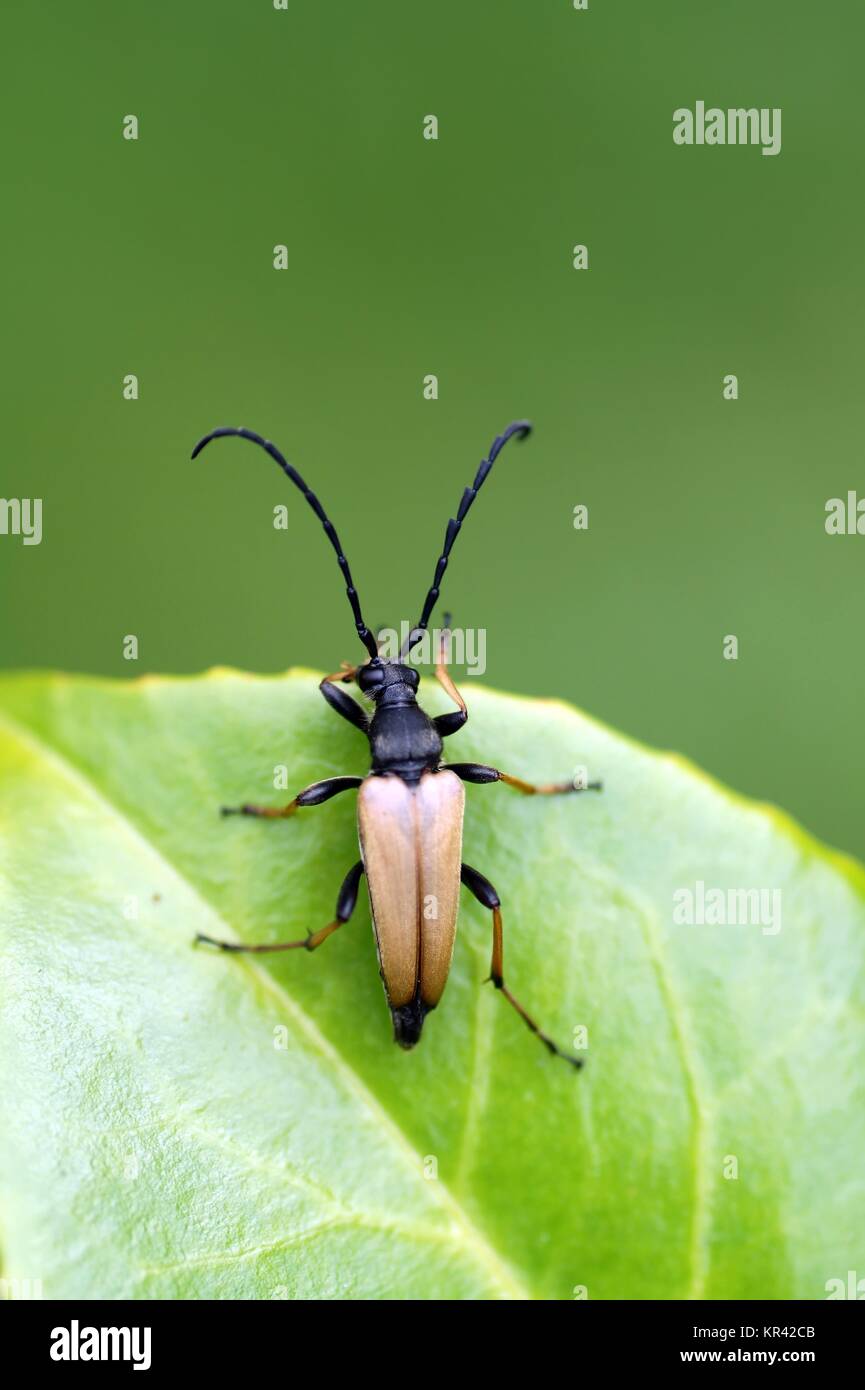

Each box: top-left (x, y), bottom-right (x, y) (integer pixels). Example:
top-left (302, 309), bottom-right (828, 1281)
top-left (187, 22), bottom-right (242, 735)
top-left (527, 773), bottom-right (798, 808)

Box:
top-left (358, 770), bottom-right (465, 1013)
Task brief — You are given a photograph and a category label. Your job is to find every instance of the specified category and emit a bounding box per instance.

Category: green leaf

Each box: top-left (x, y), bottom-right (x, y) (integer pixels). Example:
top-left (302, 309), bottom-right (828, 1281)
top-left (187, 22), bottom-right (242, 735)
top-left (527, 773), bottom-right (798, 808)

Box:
top-left (0, 669), bottom-right (862, 1301)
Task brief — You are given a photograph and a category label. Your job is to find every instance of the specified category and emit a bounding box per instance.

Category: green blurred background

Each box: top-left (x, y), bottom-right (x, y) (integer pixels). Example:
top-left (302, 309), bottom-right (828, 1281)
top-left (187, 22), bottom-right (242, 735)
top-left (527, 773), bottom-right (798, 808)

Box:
top-left (2, 0), bottom-right (862, 857)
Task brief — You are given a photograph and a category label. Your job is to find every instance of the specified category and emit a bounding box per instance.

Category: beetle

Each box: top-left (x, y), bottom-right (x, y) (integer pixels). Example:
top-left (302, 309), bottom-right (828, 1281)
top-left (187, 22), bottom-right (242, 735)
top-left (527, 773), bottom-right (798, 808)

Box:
top-left (192, 421), bottom-right (601, 1066)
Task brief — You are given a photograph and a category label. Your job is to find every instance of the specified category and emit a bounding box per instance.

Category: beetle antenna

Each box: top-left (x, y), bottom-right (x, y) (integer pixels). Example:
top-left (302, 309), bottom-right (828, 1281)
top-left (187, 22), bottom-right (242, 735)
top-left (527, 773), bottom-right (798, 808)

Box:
top-left (401, 420), bottom-right (532, 657)
top-left (192, 426), bottom-right (379, 660)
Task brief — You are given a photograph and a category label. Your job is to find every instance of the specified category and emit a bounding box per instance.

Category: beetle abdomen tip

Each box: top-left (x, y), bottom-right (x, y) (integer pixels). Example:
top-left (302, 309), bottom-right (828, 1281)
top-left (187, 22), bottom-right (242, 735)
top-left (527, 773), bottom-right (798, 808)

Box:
top-left (391, 998), bottom-right (431, 1049)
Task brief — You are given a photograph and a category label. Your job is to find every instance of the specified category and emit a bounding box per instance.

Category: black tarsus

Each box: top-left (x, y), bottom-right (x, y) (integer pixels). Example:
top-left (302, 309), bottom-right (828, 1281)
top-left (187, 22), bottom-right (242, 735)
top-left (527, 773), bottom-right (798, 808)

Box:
top-left (402, 420), bottom-right (532, 657)
top-left (192, 426), bottom-right (379, 660)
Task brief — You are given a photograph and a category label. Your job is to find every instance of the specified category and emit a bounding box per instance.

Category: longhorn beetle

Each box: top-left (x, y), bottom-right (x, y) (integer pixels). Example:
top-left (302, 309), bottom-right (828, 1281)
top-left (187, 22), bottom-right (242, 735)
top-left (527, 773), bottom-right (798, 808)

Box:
top-left (192, 422), bottom-right (601, 1066)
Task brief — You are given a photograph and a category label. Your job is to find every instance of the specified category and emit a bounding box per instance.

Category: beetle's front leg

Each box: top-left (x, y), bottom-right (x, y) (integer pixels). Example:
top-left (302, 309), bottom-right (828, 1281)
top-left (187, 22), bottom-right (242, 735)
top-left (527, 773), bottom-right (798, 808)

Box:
top-left (320, 674), bottom-right (369, 732)
top-left (433, 614), bottom-right (469, 738)
top-left (221, 775), bottom-right (362, 818)
top-left (460, 863), bottom-right (583, 1069)
top-left (446, 762), bottom-right (602, 795)
top-left (196, 861), bottom-right (364, 954)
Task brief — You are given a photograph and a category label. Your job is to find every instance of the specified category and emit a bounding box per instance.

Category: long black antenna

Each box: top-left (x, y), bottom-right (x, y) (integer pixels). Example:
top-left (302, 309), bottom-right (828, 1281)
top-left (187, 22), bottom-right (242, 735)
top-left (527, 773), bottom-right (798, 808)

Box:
top-left (401, 420), bottom-right (532, 657)
top-left (192, 426), bottom-right (379, 660)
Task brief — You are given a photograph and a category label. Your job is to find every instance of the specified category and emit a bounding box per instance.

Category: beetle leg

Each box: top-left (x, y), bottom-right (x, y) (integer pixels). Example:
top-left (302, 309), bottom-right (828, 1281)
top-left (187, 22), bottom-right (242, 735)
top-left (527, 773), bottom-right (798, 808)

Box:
top-left (196, 861), bottom-right (364, 954)
top-left (221, 775), bottom-right (362, 818)
top-left (320, 675), bottom-right (369, 732)
top-left (460, 862), bottom-right (583, 1069)
top-left (447, 762), bottom-right (602, 795)
top-left (435, 709), bottom-right (468, 737)
top-left (323, 660), bottom-right (358, 684)
top-left (433, 613), bottom-right (469, 738)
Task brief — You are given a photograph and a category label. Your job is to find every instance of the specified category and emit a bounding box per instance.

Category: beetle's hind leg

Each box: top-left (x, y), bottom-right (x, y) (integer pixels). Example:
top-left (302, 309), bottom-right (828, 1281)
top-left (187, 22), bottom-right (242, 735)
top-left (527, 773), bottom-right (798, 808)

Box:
top-left (221, 774), bottom-right (362, 819)
top-left (196, 861), bottom-right (364, 954)
top-left (460, 862), bottom-right (583, 1070)
top-left (447, 762), bottom-right (602, 796)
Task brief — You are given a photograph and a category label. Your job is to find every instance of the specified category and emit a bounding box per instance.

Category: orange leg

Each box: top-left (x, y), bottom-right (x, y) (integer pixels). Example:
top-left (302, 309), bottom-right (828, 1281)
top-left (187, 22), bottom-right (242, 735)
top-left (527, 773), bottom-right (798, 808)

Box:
top-left (220, 775), bottom-right (361, 819)
top-left (460, 863), bottom-right (584, 1070)
top-left (196, 862), bottom-right (363, 954)
top-left (433, 613), bottom-right (469, 738)
top-left (447, 764), bottom-right (602, 796)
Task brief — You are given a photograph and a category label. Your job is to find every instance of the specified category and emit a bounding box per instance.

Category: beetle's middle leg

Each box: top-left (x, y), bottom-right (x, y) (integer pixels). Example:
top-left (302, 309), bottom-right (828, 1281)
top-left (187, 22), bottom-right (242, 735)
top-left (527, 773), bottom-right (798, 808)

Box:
top-left (447, 763), bottom-right (602, 796)
top-left (460, 862), bottom-right (583, 1069)
top-left (221, 774), bottom-right (362, 819)
top-left (196, 861), bottom-right (364, 954)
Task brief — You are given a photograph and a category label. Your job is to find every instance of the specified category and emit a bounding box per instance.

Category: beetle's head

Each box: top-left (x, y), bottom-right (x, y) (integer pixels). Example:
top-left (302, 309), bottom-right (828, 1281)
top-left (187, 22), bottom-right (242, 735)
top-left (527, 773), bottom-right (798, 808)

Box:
top-left (357, 658), bottom-right (419, 705)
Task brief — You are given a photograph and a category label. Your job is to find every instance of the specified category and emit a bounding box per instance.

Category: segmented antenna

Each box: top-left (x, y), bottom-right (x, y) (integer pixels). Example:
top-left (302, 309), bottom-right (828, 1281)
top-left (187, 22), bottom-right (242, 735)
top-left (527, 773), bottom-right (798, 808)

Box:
top-left (192, 426), bottom-right (379, 660)
top-left (401, 420), bottom-right (532, 657)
